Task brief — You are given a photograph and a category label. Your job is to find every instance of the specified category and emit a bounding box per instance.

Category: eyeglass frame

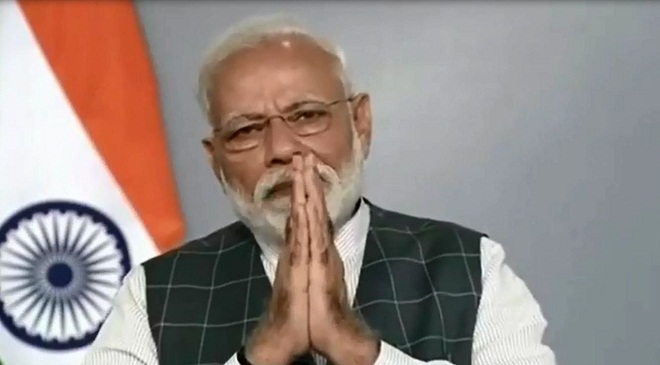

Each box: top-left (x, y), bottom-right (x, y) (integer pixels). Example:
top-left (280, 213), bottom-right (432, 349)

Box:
top-left (211, 93), bottom-right (363, 152)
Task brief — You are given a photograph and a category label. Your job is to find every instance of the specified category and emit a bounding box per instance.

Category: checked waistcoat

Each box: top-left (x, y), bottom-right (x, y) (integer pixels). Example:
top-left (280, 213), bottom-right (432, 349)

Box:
top-left (143, 202), bottom-right (485, 365)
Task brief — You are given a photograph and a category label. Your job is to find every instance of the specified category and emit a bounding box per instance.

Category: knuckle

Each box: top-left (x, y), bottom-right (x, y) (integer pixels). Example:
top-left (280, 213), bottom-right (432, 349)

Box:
top-left (290, 248), bottom-right (299, 260)
top-left (285, 221), bottom-right (293, 238)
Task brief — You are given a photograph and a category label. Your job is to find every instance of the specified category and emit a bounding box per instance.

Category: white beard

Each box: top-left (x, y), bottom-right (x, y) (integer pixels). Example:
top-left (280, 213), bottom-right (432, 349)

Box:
top-left (220, 129), bottom-right (365, 246)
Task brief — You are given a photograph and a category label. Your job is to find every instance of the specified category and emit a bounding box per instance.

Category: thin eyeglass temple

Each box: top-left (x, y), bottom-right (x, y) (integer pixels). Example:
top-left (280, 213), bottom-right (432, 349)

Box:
top-left (330, 94), bottom-right (359, 105)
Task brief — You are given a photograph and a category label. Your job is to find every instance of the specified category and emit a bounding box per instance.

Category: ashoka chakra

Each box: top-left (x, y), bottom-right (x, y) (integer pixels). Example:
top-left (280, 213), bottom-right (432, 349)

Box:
top-left (0, 201), bottom-right (131, 350)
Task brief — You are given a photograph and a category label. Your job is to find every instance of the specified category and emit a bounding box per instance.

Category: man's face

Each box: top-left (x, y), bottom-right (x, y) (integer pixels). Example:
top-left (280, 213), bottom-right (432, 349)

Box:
top-left (202, 34), bottom-right (372, 241)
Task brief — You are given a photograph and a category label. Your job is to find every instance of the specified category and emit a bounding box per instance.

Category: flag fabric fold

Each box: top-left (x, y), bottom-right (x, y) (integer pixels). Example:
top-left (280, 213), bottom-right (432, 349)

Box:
top-left (0, 1), bottom-right (185, 364)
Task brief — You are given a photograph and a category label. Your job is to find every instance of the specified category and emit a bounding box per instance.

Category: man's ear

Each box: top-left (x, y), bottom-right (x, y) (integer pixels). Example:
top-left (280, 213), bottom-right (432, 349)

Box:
top-left (201, 136), bottom-right (215, 166)
top-left (352, 93), bottom-right (372, 159)
top-left (202, 136), bottom-right (228, 194)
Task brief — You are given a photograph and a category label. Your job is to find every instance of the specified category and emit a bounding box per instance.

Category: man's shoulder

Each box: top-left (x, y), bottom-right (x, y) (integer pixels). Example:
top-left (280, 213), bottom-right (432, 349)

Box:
top-left (366, 202), bottom-right (486, 278)
top-left (368, 201), bottom-right (486, 238)
top-left (141, 220), bottom-right (249, 271)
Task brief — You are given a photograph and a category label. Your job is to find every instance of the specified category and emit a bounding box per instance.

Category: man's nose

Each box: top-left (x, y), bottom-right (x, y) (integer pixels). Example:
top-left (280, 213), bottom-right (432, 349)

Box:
top-left (263, 118), bottom-right (305, 167)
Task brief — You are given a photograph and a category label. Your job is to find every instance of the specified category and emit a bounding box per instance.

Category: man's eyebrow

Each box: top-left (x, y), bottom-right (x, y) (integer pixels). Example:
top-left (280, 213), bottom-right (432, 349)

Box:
top-left (220, 111), bottom-right (262, 130)
top-left (281, 99), bottom-right (325, 112)
top-left (219, 95), bottom-right (330, 128)
top-left (282, 93), bottom-right (332, 111)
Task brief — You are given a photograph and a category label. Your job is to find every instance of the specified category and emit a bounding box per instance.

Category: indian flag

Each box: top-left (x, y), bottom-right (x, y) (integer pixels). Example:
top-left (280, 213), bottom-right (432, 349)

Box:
top-left (0, 1), bottom-right (185, 364)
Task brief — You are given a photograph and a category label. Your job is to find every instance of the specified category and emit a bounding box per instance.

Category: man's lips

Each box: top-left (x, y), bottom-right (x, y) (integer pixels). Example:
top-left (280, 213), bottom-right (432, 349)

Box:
top-left (265, 181), bottom-right (293, 198)
top-left (262, 172), bottom-right (330, 200)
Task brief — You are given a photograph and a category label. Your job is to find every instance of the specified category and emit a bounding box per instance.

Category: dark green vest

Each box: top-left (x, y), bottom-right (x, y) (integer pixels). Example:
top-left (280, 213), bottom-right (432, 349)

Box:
top-left (143, 201), bottom-right (484, 365)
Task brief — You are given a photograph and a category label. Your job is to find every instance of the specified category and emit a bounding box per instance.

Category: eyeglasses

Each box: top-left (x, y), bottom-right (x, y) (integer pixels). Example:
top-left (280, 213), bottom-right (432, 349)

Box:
top-left (214, 95), bottom-right (357, 152)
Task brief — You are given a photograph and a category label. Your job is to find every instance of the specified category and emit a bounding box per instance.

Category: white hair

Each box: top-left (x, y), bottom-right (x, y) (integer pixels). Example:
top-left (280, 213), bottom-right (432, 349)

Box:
top-left (196, 14), bottom-right (353, 123)
top-left (221, 121), bottom-right (366, 246)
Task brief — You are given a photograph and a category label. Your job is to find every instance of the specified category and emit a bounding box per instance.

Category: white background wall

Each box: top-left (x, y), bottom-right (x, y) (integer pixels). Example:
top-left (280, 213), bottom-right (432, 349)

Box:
top-left (135, 2), bottom-right (660, 364)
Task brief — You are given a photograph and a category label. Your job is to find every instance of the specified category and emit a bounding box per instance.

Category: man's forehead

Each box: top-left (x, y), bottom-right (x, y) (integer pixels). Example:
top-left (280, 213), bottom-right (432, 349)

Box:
top-left (222, 34), bottom-right (338, 79)
top-left (212, 35), bottom-right (344, 119)
top-left (219, 64), bottom-right (336, 97)
top-left (223, 34), bottom-right (332, 64)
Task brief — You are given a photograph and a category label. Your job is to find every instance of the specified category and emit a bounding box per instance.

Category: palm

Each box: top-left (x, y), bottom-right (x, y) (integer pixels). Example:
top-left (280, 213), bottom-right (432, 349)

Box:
top-left (309, 244), bottom-right (347, 349)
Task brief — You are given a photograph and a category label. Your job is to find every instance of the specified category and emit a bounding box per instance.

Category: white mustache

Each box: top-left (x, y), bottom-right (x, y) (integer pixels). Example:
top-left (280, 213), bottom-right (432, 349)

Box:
top-left (253, 163), bottom-right (339, 203)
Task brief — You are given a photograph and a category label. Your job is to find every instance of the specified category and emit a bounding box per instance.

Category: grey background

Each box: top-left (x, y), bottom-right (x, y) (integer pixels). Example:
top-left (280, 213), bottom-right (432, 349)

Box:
top-left (135, 2), bottom-right (660, 365)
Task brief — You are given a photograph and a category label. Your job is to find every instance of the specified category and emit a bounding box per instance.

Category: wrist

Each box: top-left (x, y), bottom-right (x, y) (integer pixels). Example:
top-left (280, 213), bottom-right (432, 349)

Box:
top-left (327, 337), bottom-right (380, 365)
top-left (245, 341), bottom-right (292, 365)
top-left (245, 327), bottom-right (294, 365)
top-left (325, 320), bottom-right (380, 365)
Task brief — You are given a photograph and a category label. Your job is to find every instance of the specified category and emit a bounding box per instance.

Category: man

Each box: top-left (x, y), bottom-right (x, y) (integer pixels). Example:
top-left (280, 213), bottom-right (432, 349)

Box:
top-left (84, 15), bottom-right (556, 365)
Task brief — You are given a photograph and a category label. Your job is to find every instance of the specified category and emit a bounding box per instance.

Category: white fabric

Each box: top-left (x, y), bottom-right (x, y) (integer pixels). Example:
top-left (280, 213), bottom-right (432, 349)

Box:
top-left (0, 2), bottom-right (159, 365)
top-left (82, 201), bottom-right (556, 365)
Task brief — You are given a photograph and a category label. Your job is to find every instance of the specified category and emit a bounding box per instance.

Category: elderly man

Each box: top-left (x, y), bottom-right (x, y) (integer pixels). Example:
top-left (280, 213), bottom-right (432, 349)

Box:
top-left (84, 15), bottom-right (556, 365)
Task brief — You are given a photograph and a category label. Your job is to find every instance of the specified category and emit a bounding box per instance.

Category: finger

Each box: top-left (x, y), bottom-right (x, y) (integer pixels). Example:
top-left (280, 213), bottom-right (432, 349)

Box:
top-left (306, 154), bottom-right (329, 213)
top-left (302, 156), bottom-right (322, 253)
top-left (292, 154), bottom-right (305, 205)
top-left (302, 154), bottom-right (323, 223)
top-left (295, 201), bottom-right (310, 266)
top-left (292, 200), bottom-right (311, 264)
top-left (293, 166), bottom-right (307, 246)
top-left (303, 155), bottom-right (334, 251)
top-left (292, 155), bottom-right (310, 268)
top-left (288, 155), bottom-right (305, 259)
top-left (306, 202), bottom-right (329, 265)
top-left (303, 154), bottom-right (320, 199)
top-left (288, 202), bottom-right (300, 265)
top-left (291, 201), bottom-right (309, 293)
top-left (281, 216), bottom-right (293, 252)
top-left (285, 154), bottom-right (302, 245)
top-left (306, 155), bottom-right (332, 233)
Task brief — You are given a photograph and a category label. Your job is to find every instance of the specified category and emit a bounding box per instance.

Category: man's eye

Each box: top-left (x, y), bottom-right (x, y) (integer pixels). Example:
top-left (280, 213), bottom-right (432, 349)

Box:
top-left (229, 124), bottom-right (262, 139)
top-left (291, 110), bottom-right (325, 122)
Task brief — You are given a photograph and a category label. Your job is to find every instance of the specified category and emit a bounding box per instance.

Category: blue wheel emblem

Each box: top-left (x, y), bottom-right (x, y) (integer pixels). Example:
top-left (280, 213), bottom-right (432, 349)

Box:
top-left (0, 201), bottom-right (131, 350)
